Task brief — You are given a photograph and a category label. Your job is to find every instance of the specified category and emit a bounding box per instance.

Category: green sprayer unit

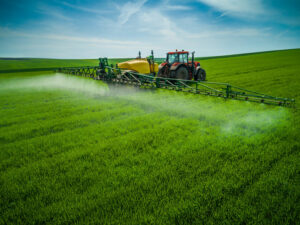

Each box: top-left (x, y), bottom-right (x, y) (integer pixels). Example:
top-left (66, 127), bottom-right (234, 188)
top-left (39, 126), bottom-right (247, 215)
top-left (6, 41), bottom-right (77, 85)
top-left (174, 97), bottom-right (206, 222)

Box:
top-left (57, 52), bottom-right (295, 107)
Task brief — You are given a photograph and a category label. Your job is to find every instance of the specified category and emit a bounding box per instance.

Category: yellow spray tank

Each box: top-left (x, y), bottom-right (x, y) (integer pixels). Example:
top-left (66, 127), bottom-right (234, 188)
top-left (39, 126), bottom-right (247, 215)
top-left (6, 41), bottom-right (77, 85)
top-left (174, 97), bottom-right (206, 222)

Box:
top-left (118, 51), bottom-right (158, 75)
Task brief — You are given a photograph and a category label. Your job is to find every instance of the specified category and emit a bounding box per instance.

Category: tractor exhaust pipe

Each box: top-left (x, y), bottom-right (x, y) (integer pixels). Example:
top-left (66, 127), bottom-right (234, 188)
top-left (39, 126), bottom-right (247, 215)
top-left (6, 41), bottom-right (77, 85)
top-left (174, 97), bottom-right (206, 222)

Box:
top-left (192, 51), bottom-right (195, 77)
top-left (151, 50), bottom-right (154, 63)
top-left (150, 50), bottom-right (155, 75)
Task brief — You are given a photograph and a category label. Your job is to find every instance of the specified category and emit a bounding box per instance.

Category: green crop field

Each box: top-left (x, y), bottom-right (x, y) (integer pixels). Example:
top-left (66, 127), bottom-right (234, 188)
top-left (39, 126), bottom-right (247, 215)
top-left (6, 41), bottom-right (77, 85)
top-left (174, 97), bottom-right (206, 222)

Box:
top-left (0, 49), bottom-right (299, 224)
top-left (0, 58), bottom-right (134, 73)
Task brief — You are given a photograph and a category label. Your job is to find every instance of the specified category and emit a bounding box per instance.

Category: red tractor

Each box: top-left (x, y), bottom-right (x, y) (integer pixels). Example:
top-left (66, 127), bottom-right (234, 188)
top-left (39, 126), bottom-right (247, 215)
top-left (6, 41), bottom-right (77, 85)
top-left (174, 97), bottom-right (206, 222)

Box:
top-left (157, 50), bottom-right (206, 81)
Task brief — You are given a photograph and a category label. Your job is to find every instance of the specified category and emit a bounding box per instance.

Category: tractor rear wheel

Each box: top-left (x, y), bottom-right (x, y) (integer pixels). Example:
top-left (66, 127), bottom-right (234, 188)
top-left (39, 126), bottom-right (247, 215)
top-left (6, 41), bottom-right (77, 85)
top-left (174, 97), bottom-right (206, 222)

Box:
top-left (175, 66), bottom-right (189, 80)
top-left (197, 68), bottom-right (206, 81)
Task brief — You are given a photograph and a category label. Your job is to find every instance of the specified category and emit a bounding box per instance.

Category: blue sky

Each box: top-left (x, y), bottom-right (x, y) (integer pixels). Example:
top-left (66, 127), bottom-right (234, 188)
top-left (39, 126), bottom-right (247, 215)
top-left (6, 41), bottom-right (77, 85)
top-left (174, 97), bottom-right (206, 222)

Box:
top-left (0, 0), bottom-right (299, 58)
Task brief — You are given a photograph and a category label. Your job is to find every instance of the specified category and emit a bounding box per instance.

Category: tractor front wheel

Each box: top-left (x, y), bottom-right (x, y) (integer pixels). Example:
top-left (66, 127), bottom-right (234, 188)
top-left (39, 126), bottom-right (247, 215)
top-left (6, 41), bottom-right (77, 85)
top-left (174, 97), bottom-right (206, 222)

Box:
top-left (197, 68), bottom-right (206, 81)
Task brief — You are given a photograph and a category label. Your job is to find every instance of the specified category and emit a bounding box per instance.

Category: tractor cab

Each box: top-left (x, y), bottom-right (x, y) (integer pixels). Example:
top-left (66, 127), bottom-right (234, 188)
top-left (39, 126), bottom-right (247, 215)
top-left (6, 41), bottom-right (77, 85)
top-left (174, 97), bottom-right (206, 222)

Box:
top-left (158, 50), bottom-right (206, 81)
top-left (166, 51), bottom-right (189, 64)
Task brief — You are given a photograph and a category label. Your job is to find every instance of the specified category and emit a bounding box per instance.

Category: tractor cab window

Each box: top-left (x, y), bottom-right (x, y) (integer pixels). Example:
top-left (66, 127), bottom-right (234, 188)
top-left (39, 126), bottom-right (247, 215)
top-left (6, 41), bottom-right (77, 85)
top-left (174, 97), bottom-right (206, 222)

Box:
top-left (179, 53), bottom-right (188, 63)
top-left (168, 54), bottom-right (178, 64)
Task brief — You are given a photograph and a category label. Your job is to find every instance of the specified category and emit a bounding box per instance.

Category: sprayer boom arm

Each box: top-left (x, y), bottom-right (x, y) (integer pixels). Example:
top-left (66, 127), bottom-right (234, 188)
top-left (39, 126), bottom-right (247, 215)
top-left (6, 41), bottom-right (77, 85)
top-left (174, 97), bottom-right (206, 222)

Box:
top-left (56, 58), bottom-right (295, 107)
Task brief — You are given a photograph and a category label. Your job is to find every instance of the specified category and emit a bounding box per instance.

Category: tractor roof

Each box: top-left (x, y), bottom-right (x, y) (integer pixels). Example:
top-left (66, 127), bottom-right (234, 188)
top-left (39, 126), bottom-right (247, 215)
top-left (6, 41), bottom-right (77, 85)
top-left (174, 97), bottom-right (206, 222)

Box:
top-left (168, 51), bottom-right (189, 54)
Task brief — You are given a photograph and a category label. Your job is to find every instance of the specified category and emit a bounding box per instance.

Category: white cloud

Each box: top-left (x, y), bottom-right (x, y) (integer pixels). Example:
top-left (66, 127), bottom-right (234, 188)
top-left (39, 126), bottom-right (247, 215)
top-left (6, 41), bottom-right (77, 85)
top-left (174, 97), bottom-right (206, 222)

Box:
top-left (197, 0), bottom-right (266, 18)
top-left (159, 0), bottom-right (191, 11)
top-left (165, 5), bottom-right (191, 11)
top-left (60, 1), bottom-right (113, 14)
top-left (186, 28), bottom-right (271, 39)
top-left (138, 11), bottom-right (178, 40)
top-left (0, 26), bottom-right (158, 58)
top-left (0, 27), bottom-right (140, 46)
top-left (45, 34), bottom-right (140, 46)
top-left (35, 3), bottom-right (73, 21)
top-left (118, 0), bottom-right (148, 25)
